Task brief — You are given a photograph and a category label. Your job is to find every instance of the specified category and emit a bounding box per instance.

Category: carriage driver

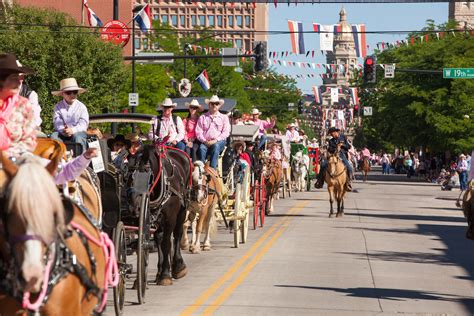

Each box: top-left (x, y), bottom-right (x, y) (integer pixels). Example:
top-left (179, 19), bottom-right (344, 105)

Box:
top-left (314, 127), bottom-right (353, 191)
top-left (148, 98), bottom-right (185, 150)
top-left (195, 95), bottom-right (230, 169)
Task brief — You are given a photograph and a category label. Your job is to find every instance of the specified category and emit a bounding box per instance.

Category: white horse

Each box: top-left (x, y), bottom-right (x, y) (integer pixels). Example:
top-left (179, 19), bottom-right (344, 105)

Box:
top-left (291, 151), bottom-right (310, 192)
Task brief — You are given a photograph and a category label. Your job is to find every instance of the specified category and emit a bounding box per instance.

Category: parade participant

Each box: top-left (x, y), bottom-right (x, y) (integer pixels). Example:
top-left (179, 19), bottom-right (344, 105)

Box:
top-left (251, 108), bottom-right (276, 149)
top-left (148, 98), bottom-right (185, 150)
top-left (181, 99), bottom-right (203, 161)
top-left (16, 59), bottom-right (43, 134)
top-left (457, 154), bottom-right (468, 191)
top-left (269, 142), bottom-right (282, 161)
top-left (231, 110), bottom-right (244, 125)
top-left (271, 126), bottom-right (281, 135)
top-left (361, 147), bottom-right (371, 160)
top-left (285, 123), bottom-right (300, 143)
top-left (234, 141), bottom-right (251, 168)
top-left (309, 138), bottom-right (319, 148)
top-left (244, 141), bottom-right (256, 169)
top-left (107, 134), bottom-right (131, 167)
top-left (195, 95), bottom-right (230, 169)
top-left (315, 127), bottom-right (353, 191)
top-left (51, 78), bottom-right (89, 153)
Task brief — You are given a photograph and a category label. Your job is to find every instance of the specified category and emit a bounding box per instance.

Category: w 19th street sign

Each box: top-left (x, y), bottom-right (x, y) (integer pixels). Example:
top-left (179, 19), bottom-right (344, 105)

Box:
top-left (443, 68), bottom-right (474, 79)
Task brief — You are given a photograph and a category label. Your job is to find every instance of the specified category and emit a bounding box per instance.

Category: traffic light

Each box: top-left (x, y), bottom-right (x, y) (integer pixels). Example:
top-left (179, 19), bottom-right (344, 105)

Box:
top-left (364, 55), bottom-right (377, 83)
top-left (253, 41), bottom-right (268, 72)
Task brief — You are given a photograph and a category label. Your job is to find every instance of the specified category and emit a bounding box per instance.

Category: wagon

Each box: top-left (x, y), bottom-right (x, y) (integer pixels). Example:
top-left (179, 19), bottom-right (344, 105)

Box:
top-left (88, 113), bottom-right (155, 315)
top-left (266, 134), bottom-right (292, 198)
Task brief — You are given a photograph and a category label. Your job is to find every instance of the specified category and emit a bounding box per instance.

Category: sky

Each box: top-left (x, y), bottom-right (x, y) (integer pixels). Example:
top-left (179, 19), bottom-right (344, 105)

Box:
top-left (267, 3), bottom-right (449, 94)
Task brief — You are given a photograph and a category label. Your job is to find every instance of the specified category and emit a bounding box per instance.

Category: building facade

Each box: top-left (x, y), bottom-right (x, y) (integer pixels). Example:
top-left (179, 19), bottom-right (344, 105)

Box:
top-left (449, 1), bottom-right (474, 29)
top-left (135, 0), bottom-right (268, 52)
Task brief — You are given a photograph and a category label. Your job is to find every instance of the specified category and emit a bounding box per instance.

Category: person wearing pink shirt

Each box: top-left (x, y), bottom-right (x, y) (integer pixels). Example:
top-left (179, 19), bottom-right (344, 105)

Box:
top-left (251, 108), bottom-right (276, 149)
top-left (195, 95), bottom-right (230, 169)
top-left (285, 123), bottom-right (300, 143)
top-left (148, 98), bottom-right (185, 150)
top-left (181, 99), bottom-right (202, 161)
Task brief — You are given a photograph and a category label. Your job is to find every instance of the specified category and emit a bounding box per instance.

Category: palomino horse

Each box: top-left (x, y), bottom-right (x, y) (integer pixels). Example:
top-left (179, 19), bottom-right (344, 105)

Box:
top-left (291, 151), bottom-right (310, 192)
top-left (0, 153), bottom-right (117, 315)
top-left (324, 149), bottom-right (348, 217)
top-left (461, 180), bottom-right (474, 240)
top-left (263, 157), bottom-right (282, 215)
top-left (181, 161), bottom-right (222, 253)
top-left (361, 157), bottom-right (371, 182)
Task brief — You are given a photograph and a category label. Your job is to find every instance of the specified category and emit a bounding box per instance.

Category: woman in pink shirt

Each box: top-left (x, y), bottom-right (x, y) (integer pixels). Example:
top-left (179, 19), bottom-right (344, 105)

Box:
top-left (181, 99), bottom-right (202, 161)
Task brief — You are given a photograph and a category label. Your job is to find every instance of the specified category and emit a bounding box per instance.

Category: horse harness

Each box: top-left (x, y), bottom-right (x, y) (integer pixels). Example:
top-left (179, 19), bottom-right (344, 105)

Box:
top-left (326, 154), bottom-right (346, 178)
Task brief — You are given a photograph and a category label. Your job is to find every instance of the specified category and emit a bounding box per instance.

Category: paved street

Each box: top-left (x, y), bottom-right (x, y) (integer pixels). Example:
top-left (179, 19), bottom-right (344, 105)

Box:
top-left (107, 172), bottom-right (474, 315)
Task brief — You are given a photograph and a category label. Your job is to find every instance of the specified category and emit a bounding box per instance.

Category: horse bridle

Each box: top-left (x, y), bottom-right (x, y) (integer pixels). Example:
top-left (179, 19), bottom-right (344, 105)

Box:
top-left (328, 154), bottom-right (346, 178)
top-left (191, 167), bottom-right (210, 206)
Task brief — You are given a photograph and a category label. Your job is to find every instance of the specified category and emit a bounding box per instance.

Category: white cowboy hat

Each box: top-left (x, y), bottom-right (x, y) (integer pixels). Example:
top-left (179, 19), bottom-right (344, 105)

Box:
top-left (288, 123), bottom-right (296, 128)
top-left (52, 78), bottom-right (87, 96)
top-left (459, 154), bottom-right (466, 159)
top-left (185, 99), bottom-right (203, 111)
top-left (251, 108), bottom-right (262, 115)
top-left (311, 138), bottom-right (317, 142)
top-left (205, 95), bottom-right (224, 105)
top-left (159, 98), bottom-right (177, 108)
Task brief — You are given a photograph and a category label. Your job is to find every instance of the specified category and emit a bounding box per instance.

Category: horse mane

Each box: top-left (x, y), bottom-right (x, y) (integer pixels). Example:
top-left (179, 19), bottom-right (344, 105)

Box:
top-left (7, 155), bottom-right (64, 243)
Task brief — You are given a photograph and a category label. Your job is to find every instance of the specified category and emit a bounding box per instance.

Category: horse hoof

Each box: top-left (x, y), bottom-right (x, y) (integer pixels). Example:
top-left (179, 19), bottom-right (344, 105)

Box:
top-left (173, 266), bottom-right (188, 280)
top-left (329, 213), bottom-right (334, 218)
top-left (157, 277), bottom-right (173, 286)
top-left (202, 245), bottom-right (211, 251)
top-left (190, 246), bottom-right (200, 254)
top-left (180, 243), bottom-right (189, 251)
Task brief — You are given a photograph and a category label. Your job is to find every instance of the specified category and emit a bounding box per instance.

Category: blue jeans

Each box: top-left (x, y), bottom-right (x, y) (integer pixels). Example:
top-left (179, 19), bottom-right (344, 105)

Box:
top-left (51, 131), bottom-right (88, 154)
top-left (459, 171), bottom-right (468, 191)
top-left (199, 140), bottom-right (226, 169)
top-left (318, 153), bottom-right (353, 179)
top-left (175, 141), bottom-right (186, 151)
top-left (258, 135), bottom-right (268, 150)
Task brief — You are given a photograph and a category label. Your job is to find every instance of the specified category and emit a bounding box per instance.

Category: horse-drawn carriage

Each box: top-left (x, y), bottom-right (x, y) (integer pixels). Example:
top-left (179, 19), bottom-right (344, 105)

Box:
top-left (290, 143), bottom-right (315, 191)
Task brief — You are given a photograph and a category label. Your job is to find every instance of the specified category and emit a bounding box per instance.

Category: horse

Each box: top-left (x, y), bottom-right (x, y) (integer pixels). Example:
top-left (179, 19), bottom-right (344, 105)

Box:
top-left (263, 156), bottom-right (282, 215)
top-left (141, 144), bottom-right (191, 286)
top-left (461, 180), bottom-right (474, 240)
top-left (324, 148), bottom-right (348, 218)
top-left (0, 152), bottom-right (117, 315)
top-left (291, 151), bottom-right (310, 192)
top-left (181, 161), bottom-right (221, 254)
top-left (361, 157), bottom-right (371, 182)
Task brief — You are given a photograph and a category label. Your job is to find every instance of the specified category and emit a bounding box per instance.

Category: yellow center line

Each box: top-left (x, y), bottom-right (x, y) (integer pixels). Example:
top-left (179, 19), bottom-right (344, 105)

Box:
top-left (180, 201), bottom-right (307, 316)
top-left (200, 202), bottom-right (307, 315)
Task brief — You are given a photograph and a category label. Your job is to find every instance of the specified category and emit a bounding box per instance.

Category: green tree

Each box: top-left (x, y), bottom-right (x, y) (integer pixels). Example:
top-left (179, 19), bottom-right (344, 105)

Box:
top-left (0, 4), bottom-right (129, 132)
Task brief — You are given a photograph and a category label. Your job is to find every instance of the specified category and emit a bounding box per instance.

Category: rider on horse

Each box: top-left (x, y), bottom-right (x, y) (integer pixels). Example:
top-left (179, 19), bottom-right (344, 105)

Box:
top-left (315, 127), bottom-right (353, 191)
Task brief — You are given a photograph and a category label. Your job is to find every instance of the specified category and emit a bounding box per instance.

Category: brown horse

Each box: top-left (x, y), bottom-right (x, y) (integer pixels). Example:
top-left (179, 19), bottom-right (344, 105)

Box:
top-left (0, 153), bottom-right (117, 315)
top-left (461, 180), bottom-right (474, 240)
top-left (361, 157), bottom-right (371, 182)
top-left (181, 161), bottom-right (222, 253)
top-left (325, 150), bottom-right (348, 217)
top-left (263, 157), bottom-right (282, 215)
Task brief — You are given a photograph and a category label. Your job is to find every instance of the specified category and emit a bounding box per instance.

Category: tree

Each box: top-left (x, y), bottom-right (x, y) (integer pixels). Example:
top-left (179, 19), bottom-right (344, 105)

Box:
top-left (355, 20), bottom-right (474, 155)
top-left (0, 4), bottom-right (129, 132)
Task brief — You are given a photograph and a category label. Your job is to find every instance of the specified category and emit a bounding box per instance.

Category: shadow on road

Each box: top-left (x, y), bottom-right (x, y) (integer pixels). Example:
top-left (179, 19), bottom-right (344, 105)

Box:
top-left (346, 211), bottom-right (465, 223)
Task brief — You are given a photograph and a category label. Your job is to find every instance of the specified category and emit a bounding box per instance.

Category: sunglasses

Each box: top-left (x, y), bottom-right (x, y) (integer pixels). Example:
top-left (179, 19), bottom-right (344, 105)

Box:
top-left (162, 106), bottom-right (174, 109)
top-left (64, 90), bottom-right (78, 95)
top-left (190, 106), bottom-right (200, 110)
top-left (209, 102), bottom-right (220, 106)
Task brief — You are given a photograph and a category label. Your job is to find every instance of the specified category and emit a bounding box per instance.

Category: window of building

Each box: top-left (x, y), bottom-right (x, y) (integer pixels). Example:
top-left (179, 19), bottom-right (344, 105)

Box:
top-left (134, 38), bottom-right (141, 49)
top-left (228, 15), bottom-right (234, 27)
top-left (199, 15), bottom-right (206, 26)
top-left (153, 14), bottom-right (159, 20)
top-left (143, 38), bottom-right (149, 50)
top-left (191, 15), bottom-right (197, 26)
top-left (245, 15), bottom-right (250, 27)
top-left (162, 15), bottom-right (169, 24)
top-left (236, 15), bottom-right (243, 27)
top-left (235, 39), bottom-right (243, 49)
top-left (153, 42), bottom-right (160, 50)
top-left (208, 15), bottom-right (215, 26)
top-left (217, 15), bottom-right (223, 27)
top-left (180, 15), bottom-right (185, 27)
top-left (171, 15), bottom-right (178, 26)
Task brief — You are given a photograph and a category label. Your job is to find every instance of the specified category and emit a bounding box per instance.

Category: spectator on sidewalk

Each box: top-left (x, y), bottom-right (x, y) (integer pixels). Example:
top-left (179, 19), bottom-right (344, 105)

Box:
top-left (457, 154), bottom-right (468, 191)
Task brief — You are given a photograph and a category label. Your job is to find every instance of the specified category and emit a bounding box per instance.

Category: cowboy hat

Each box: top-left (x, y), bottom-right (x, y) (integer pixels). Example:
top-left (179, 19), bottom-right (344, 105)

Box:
top-left (288, 123), bottom-right (296, 128)
top-left (52, 78), bottom-right (87, 96)
top-left (205, 95), bottom-right (224, 105)
top-left (459, 154), bottom-right (466, 159)
top-left (0, 54), bottom-right (34, 75)
top-left (185, 99), bottom-right (203, 111)
top-left (328, 127), bottom-right (340, 133)
top-left (251, 108), bottom-right (262, 115)
top-left (158, 98), bottom-right (177, 109)
top-left (311, 138), bottom-right (317, 142)
top-left (107, 134), bottom-right (131, 150)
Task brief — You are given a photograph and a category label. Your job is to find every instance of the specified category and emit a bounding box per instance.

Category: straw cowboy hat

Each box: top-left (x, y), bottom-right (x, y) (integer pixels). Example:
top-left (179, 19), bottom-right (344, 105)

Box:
top-left (126, 133), bottom-right (142, 144)
top-left (459, 154), bottom-right (466, 159)
top-left (251, 108), bottom-right (262, 115)
top-left (0, 53), bottom-right (34, 74)
top-left (158, 98), bottom-right (177, 110)
top-left (52, 78), bottom-right (87, 96)
top-left (185, 99), bottom-right (203, 111)
top-left (205, 95), bottom-right (224, 105)
top-left (288, 123), bottom-right (296, 128)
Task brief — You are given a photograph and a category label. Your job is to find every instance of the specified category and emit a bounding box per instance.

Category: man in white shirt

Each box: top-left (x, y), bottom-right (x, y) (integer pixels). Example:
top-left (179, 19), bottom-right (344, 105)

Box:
top-left (148, 98), bottom-right (185, 150)
top-left (285, 123), bottom-right (300, 143)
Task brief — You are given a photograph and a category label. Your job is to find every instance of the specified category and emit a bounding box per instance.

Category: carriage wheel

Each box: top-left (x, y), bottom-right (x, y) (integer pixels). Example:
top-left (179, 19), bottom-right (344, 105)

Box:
top-left (281, 175), bottom-right (286, 199)
top-left (113, 221), bottom-right (126, 316)
top-left (137, 194), bottom-right (150, 304)
top-left (260, 176), bottom-right (266, 226)
top-left (253, 180), bottom-right (259, 230)
top-left (233, 183), bottom-right (242, 248)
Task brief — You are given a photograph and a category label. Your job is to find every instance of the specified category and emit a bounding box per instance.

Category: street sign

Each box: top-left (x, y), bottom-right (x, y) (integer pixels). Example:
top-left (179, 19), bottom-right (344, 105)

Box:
top-left (136, 52), bottom-right (174, 64)
top-left (100, 20), bottom-right (130, 47)
top-left (288, 102), bottom-right (295, 110)
top-left (443, 68), bottom-right (474, 79)
top-left (128, 93), bottom-right (139, 107)
top-left (363, 106), bottom-right (373, 116)
top-left (222, 48), bottom-right (239, 67)
top-left (384, 64), bottom-right (396, 78)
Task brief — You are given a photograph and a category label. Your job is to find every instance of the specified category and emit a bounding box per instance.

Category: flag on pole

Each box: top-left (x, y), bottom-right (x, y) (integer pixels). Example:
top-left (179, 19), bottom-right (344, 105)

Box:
top-left (83, 0), bottom-right (103, 27)
top-left (134, 3), bottom-right (152, 33)
top-left (196, 70), bottom-right (211, 91)
top-left (313, 86), bottom-right (322, 104)
top-left (287, 20), bottom-right (305, 55)
top-left (350, 87), bottom-right (359, 105)
top-left (351, 24), bottom-right (367, 58)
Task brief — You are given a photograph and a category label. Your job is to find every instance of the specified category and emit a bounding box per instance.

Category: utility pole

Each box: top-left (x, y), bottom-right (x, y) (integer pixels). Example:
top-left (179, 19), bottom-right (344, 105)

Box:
top-left (111, 0), bottom-right (119, 135)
